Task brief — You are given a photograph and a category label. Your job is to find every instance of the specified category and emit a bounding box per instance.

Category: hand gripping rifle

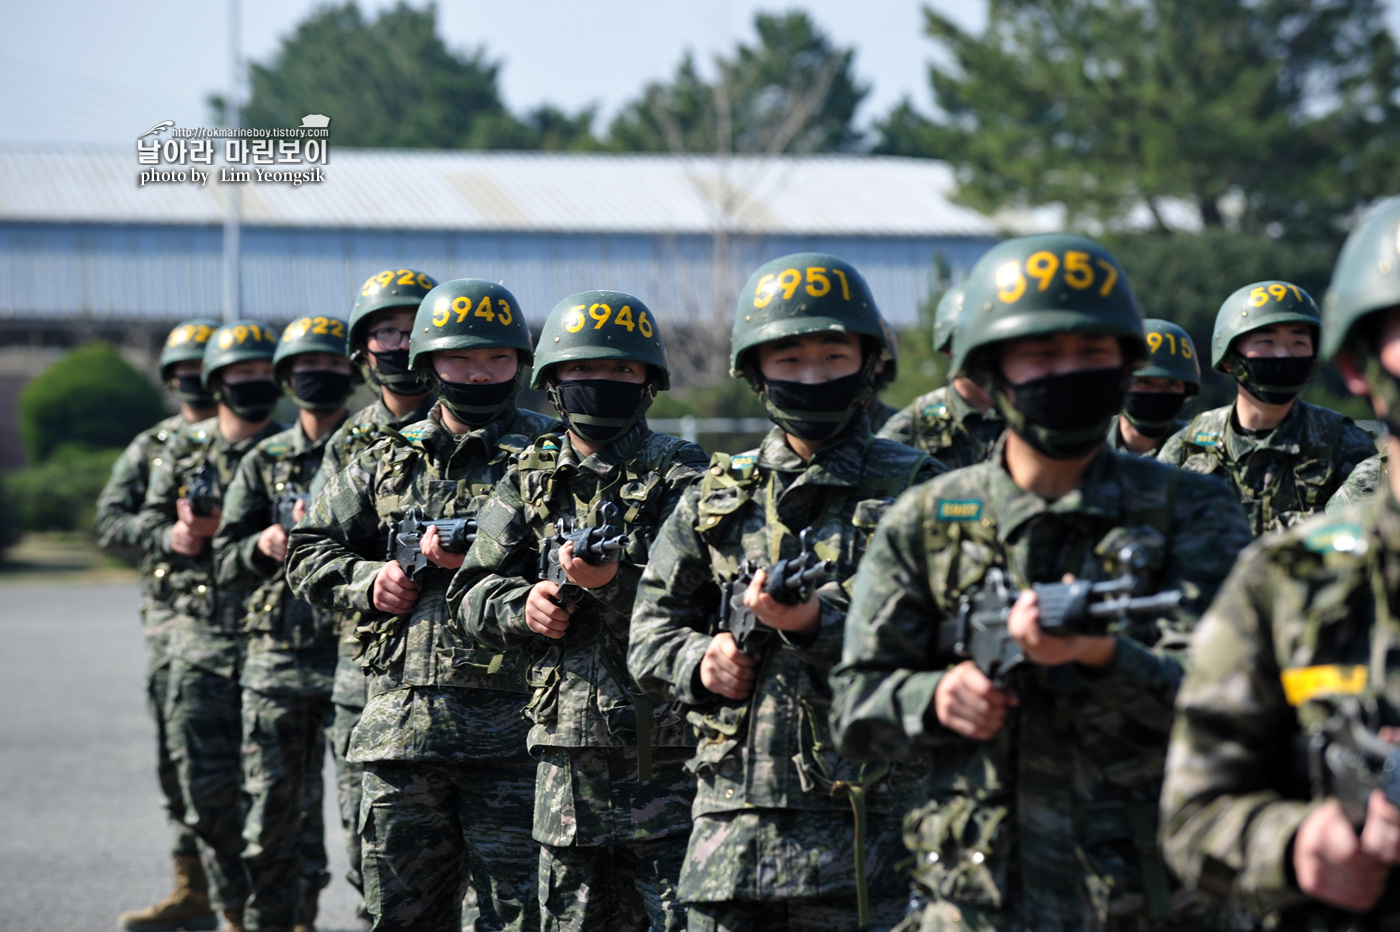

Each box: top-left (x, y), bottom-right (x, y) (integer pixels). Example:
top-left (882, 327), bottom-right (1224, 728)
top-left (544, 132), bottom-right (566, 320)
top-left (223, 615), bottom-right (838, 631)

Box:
top-left (539, 500), bottom-right (629, 608)
top-left (939, 544), bottom-right (1183, 691)
top-left (273, 489), bottom-right (310, 532)
top-left (386, 505), bottom-right (478, 583)
top-left (181, 463), bottom-right (219, 518)
top-left (1306, 696), bottom-right (1400, 829)
top-left (718, 527), bottom-right (835, 656)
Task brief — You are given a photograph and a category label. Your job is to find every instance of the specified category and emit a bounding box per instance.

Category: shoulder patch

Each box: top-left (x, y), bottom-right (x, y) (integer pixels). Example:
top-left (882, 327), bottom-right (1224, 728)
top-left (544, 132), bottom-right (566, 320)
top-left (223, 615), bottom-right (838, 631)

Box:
top-left (1304, 523), bottom-right (1364, 554)
top-left (937, 499), bottom-right (983, 521)
top-left (189, 427), bottom-right (209, 442)
top-left (398, 425), bottom-right (429, 442)
top-left (922, 402), bottom-right (948, 418)
top-left (730, 453), bottom-right (756, 470)
top-left (1193, 431), bottom-right (1220, 447)
top-left (539, 439), bottom-right (558, 451)
top-left (263, 442), bottom-right (291, 459)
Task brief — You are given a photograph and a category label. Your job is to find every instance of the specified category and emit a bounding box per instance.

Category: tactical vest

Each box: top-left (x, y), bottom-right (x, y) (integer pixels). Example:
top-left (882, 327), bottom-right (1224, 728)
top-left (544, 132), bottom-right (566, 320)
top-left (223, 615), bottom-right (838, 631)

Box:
top-left (1176, 407), bottom-right (1347, 536)
top-left (910, 392), bottom-right (1000, 470)
top-left (517, 431), bottom-right (699, 756)
top-left (355, 423), bottom-right (534, 694)
top-left (907, 456), bottom-right (1183, 923)
top-left (690, 435), bottom-right (929, 804)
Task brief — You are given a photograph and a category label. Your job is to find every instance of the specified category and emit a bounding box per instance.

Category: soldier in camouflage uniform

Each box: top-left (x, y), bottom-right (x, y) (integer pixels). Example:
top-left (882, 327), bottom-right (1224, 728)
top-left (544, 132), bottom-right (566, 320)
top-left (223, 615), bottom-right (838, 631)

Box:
top-left (1160, 198), bottom-right (1400, 929)
top-left (628, 253), bottom-right (942, 932)
top-left (830, 234), bottom-right (1253, 932)
top-left (98, 319), bottom-right (221, 932)
top-left (213, 316), bottom-right (358, 932)
top-left (877, 286), bottom-right (1003, 468)
top-left (138, 321), bottom-right (288, 932)
top-left (1326, 448), bottom-right (1388, 514)
top-left (1158, 282), bottom-right (1375, 535)
top-left (865, 316), bottom-right (902, 433)
top-left (309, 268), bottom-right (439, 921)
top-left (448, 290), bottom-right (708, 932)
top-left (285, 279), bottom-right (556, 932)
top-left (1106, 319), bottom-right (1200, 457)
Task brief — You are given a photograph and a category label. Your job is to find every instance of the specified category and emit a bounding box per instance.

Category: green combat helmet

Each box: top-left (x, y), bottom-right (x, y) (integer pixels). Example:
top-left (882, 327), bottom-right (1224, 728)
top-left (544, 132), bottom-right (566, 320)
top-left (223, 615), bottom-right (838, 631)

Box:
top-left (274, 315), bottom-right (353, 412)
top-left (954, 233), bottom-right (1146, 458)
top-left (1212, 280), bottom-right (1320, 404)
top-left (876, 315), bottom-right (899, 388)
top-left (533, 290), bottom-right (670, 444)
top-left (931, 286), bottom-right (966, 356)
top-left (1124, 318), bottom-right (1201, 436)
top-left (202, 320), bottom-right (280, 421)
top-left (409, 278), bottom-right (534, 425)
top-left (1324, 198), bottom-right (1400, 429)
top-left (349, 267), bottom-right (438, 395)
top-left (733, 252), bottom-right (890, 440)
top-left (160, 318), bottom-right (222, 407)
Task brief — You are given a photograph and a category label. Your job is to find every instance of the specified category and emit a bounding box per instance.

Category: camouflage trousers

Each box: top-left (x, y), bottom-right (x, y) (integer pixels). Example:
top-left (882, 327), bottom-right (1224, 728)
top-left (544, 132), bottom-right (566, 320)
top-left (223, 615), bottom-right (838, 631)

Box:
top-left (166, 658), bottom-right (249, 912)
top-left (146, 657), bottom-right (199, 857)
top-left (534, 746), bottom-right (695, 932)
top-left (687, 894), bottom-right (911, 932)
top-left (330, 650), bottom-right (368, 920)
top-left (360, 758), bottom-right (540, 932)
top-left (240, 689), bottom-right (334, 931)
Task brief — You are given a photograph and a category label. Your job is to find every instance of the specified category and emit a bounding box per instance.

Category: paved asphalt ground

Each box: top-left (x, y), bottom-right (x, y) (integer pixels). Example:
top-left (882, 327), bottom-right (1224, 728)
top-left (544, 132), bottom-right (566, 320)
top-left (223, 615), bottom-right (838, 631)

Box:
top-left (0, 580), bottom-right (362, 932)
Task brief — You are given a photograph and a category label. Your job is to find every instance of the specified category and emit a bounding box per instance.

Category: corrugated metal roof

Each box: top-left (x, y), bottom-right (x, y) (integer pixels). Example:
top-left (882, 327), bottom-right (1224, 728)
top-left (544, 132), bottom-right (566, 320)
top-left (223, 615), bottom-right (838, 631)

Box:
top-left (0, 145), bottom-right (1008, 237)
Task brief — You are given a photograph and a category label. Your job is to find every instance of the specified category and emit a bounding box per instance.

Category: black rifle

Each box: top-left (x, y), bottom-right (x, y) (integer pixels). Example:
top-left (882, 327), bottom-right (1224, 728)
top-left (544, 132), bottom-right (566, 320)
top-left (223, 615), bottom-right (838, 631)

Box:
top-left (939, 544), bottom-right (1183, 691)
top-left (181, 464), bottom-right (219, 518)
top-left (539, 501), bottom-right (629, 608)
top-left (1306, 696), bottom-right (1400, 829)
top-left (718, 527), bottom-right (835, 656)
top-left (386, 506), bottom-right (478, 583)
top-left (274, 489), bottom-right (310, 532)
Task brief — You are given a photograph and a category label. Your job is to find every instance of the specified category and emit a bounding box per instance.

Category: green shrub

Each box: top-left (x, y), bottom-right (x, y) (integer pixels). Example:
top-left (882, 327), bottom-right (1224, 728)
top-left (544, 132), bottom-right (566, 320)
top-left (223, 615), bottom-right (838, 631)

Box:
top-left (19, 342), bottom-right (167, 464)
top-left (4, 444), bottom-right (122, 533)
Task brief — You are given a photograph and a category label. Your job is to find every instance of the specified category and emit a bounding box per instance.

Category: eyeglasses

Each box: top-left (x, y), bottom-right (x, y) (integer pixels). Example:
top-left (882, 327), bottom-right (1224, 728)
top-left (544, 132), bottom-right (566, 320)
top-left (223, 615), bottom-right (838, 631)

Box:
top-left (366, 326), bottom-right (412, 347)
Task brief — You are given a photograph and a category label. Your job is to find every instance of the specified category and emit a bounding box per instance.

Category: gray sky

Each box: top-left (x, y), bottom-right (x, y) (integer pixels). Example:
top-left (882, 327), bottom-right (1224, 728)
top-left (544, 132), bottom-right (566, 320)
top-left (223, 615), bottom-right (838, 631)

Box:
top-left (4, 0), bottom-right (1398, 149)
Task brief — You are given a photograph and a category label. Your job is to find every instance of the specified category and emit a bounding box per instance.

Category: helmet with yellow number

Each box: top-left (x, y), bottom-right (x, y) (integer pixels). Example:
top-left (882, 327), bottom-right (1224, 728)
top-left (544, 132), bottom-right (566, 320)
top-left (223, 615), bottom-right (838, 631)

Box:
top-left (730, 253), bottom-right (889, 377)
top-left (1323, 199), bottom-right (1400, 362)
top-left (200, 320), bottom-right (279, 388)
top-left (273, 315), bottom-right (351, 379)
top-left (1137, 318), bottom-right (1201, 394)
top-left (931, 286), bottom-right (965, 356)
top-left (159, 319), bottom-right (222, 379)
top-left (349, 267), bottom-right (438, 350)
top-left (408, 278), bottom-right (534, 370)
top-left (1211, 280), bottom-right (1320, 372)
top-left (531, 291), bottom-right (670, 391)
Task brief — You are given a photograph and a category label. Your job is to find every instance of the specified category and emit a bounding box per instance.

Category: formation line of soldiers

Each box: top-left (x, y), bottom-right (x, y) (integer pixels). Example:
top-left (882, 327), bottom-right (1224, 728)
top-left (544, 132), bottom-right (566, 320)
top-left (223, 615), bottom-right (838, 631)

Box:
top-left (95, 213), bottom-right (1400, 932)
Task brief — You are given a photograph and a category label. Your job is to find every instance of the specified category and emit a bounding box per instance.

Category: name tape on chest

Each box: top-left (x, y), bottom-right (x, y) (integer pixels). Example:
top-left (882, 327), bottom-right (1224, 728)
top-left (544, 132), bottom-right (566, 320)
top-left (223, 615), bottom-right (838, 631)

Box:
top-left (1280, 664), bottom-right (1368, 707)
top-left (936, 499), bottom-right (983, 521)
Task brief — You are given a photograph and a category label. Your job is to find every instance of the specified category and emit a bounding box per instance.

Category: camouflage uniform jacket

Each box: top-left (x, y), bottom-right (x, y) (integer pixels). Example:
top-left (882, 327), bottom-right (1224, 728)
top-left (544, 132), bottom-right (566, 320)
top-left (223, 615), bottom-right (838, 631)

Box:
top-left (1158, 400), bottom-right (1376, 536)
top-left (1326, 449), bottom-right (1389, 515)
top-left (213, 417), bottom-right (345, 697)
top-left (628, 419), bottom-right (941, 819)
top-left (1161, 486), bottom-right (1400, 928)
top-left (449, 423), bottom-right (709, 753)
top-left (138, 416), bottom-right (287, 678)
top-left (830, 441), bottom-right (1253, 931)
top-left (284, 403), bottom-right (557, 763)
top-left (876, 383), bottom-right (1004, 468)
top-left (94, 413), bottom-right (187, 654)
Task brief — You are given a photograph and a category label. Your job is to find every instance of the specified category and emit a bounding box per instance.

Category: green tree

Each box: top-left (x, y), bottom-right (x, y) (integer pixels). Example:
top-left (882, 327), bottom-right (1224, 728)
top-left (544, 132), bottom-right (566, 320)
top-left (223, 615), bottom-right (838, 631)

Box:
top-left (18, 342), bottom-right (167, 465)
top-left (608, 11), bottom-right (868, 154)
top-left (216, 2), bottom-right (597, 150)
top-left (879, 0), bottom-right (1400, 238)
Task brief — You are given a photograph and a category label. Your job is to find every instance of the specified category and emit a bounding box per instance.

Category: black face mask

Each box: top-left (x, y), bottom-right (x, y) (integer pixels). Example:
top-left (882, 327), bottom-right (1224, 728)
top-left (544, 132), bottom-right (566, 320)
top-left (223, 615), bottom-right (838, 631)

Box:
top-left (1231, 354), bottom-right (1314, 405)
top-left (994, 366), bottom-right (1125, 459)
top-left (219, 379), bottom-right (280, 422)
top-left (762, 371), bottom-right (866, 441)
top-left (1122, 391), bottom-right (1188, 437)
top-left (437, 378), bottom-right (517, 426)
top-left (173, 374), bottom-right (216, 409)
top-left (552, 379), bottom-right (652, 444)
top-left (290, 370), bottom-right (353, 412)
top-left (369, 348), bottom-right (431, 396)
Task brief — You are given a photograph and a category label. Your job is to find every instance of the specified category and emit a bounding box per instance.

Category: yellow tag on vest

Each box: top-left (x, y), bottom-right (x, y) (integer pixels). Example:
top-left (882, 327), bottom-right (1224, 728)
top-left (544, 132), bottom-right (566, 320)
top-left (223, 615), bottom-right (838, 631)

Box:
top-left (1280, 664), bottom-right (1368, 706)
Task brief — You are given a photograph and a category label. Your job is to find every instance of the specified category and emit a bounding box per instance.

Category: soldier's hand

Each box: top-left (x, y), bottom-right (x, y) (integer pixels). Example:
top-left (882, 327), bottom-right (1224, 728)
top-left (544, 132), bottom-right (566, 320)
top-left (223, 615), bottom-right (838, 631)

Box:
top-left (421, 524), bottom-right (464, 570)
top-left (526, 580), bottom-right (573, 638)
top-left (1008, 579), bottom-right (1117, 668)
top-left (560, 541), bottom-right (619, 589)
top-left (1361, 788), bottom-right (1400, 865)
top-left (744, 568), bottom-right (819, 635)
top-left (169, 520), bottom-right (208, 557)
top-left (934, 661), bottom-right (1014, 741)
top-left (292, 498), bottom-right (307, 523)
top-left (700, 632), bottom-right (759, 700)
top-left (1295, 798), bottom-right (1390, 911)
top-left (372, 560), bottom-right (421, 615)
top-left (176, 498), bottom-right (221, 538)
top-left (257, 524), bottom-right (288, 562)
